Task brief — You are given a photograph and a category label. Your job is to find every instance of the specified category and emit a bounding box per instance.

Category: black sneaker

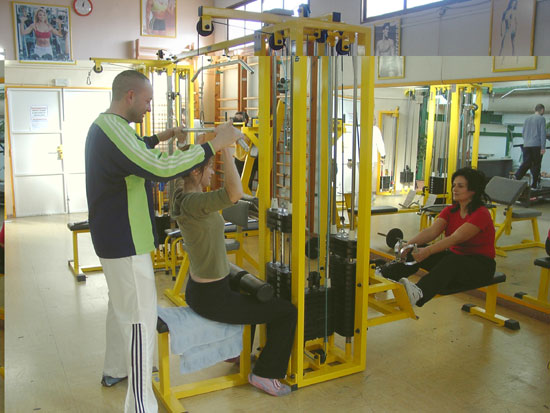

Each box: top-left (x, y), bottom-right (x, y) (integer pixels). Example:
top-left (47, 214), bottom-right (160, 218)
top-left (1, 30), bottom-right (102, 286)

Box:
top-left (101, 375), bottom-right (127, 387)
top-left (379, 260), bottom-right (419, 281)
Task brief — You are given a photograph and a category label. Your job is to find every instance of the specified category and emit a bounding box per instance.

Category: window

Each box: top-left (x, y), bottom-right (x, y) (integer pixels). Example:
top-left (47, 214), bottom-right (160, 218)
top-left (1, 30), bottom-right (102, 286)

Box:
top-left (226, 0), bottom-right (310, 41)
top-left (362, 0), bottom-right (468, 22)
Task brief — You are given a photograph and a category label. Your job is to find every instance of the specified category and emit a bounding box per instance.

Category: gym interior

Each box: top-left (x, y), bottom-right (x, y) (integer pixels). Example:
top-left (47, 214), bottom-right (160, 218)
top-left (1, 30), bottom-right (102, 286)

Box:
top-left (1, 0), bottom-right (550, 412)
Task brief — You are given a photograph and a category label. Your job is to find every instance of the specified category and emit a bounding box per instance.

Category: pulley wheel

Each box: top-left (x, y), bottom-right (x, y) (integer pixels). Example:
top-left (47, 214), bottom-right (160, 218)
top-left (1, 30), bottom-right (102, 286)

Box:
top-left (268, 33), bottom-right (285, 51)
top-left (196, 19), bottom-right (214, 36)
top-left (335, 39), bottom-right (350, 55)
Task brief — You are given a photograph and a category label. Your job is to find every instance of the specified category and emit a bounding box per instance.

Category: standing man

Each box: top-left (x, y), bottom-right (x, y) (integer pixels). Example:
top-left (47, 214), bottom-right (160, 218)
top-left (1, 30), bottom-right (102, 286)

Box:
top-left (85, 70), bottom-right (242, 413)
top-left (515, 104), bottom-right (546, 189)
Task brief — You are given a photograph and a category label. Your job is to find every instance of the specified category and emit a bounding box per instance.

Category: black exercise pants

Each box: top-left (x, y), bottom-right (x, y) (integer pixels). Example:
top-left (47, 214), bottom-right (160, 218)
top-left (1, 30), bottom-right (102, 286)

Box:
top-left (515, 146), bottom-right (543, 187)
top-left (412, 251), bottom-right (496, 307)
top-left (186, 275), bottom-right (297, 379)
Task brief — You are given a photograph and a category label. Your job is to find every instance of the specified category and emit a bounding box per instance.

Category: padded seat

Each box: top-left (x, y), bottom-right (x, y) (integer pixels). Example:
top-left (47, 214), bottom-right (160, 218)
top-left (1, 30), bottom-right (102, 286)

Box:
top-left (166, 229), bottom-right (181, 238)
top-left (372, 205), bottom-right (398, 214)
top-left (508, 208), bottom-right (542, 219)
top-left (534, 257), bottom-right (550, 269)
top-left (157, 316), bottom-right (169, 334)
top-left (439, 272), bottom-right (506, 296)
top-left (347, 205), bottom-right (399, 215)
top-left (67, 221), bottom-right (89, 231)
top-left (225, 239), bottom-right (240, 251)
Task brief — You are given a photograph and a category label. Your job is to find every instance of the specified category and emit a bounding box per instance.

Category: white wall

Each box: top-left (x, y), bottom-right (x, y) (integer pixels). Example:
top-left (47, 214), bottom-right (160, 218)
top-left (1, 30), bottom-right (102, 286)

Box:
top-left (308, 0), bottom-right (550, 55)
top-left (0, 0), bottom-right (213, 61)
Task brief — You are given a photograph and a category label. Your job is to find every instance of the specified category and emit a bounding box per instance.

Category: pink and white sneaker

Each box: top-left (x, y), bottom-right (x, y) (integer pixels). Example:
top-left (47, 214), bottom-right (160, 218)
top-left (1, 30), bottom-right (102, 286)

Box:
top-left (248, 373), bottom-right (291, 396)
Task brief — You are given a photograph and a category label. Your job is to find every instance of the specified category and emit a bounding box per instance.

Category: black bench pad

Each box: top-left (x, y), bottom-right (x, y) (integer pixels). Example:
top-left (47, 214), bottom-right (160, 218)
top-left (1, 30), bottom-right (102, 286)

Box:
top-left (157, 316), bottom-right (169, 333)
top-left (534, 257), bottom-right (550, 268)
top-left (439, 272), bottom-right (506, 295)
top-left (348, 205), bottom-right (399, 215)
top-left (68, 220), bottom-right (89, 231)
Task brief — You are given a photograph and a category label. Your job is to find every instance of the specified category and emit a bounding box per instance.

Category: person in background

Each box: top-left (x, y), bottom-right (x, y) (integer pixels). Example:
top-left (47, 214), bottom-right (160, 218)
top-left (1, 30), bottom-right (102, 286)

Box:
top-left (514, 104), bottom-right (546, 189)
top-left (85, 69), bottom-right (243, 413)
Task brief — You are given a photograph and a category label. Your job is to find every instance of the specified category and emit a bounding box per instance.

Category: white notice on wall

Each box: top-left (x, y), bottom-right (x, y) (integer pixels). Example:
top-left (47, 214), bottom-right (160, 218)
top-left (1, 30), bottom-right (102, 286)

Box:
top-left (30, 105), bottom-right (49, 130)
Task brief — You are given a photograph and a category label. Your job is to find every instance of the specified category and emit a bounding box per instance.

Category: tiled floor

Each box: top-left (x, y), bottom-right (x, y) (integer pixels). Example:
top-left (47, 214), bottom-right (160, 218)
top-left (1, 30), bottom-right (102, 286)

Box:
top-left (4, 199), bottom-right (550, 412)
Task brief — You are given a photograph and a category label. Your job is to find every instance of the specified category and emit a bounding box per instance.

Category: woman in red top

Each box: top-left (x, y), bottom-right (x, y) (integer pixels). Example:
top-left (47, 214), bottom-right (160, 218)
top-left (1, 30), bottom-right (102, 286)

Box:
top-left (397, 167), bottom-right (496, 306)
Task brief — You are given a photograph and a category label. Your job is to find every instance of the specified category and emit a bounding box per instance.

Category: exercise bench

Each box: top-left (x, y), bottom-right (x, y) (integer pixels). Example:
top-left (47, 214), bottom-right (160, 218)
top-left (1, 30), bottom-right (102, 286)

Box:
top-left (67, 220), bottom-right (101, 282)
top-left (485, 176), bottom-right (544, 257)
top-left (153, 315), bottom-right (252, 413)
top-left (514, 257), bottom-right (550, 309)
top-left (437, 271), bottom-right (520, 330)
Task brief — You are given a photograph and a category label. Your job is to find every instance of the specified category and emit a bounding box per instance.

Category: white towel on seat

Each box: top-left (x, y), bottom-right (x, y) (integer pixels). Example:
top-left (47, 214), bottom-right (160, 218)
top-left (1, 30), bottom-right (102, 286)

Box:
top-left (157, 306), bottom-right (243, 374)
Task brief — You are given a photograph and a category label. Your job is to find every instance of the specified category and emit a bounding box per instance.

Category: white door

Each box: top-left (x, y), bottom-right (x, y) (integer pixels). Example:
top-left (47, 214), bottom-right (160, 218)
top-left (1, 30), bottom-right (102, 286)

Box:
top-left (62, 89), bottom-right (110, 213)
top-left (8, 88), bottom-right (66, 216)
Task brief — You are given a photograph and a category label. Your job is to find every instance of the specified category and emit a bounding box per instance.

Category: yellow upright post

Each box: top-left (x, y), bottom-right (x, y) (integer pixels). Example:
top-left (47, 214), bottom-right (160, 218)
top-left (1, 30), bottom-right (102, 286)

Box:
top-left (258, 57), bottom-right (272, 281)
top-left (355, 56), bottom-right (374, 366)
top-left (471, 86), bottom-right (483, 169)
top-left (424, 86), bottom-right (438, 202)
top-left (446, 86), bottom-right (460, 203)
top-left (318, 57), bottom-right (330, 278)
top-left (290, 56), bottom-right (308, 387)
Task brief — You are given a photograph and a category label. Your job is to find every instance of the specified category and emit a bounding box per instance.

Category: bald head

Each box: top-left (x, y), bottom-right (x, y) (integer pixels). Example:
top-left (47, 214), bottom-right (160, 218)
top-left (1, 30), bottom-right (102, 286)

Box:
top-left (112, 70), bottom-right (151, 101)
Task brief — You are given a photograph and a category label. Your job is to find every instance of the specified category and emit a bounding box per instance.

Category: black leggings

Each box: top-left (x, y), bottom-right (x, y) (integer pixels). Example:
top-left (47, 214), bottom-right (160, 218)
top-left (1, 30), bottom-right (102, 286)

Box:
top-left (186, 276), bottom-right (297, 379)
top-left (412, 251), bottom-right (496, 307)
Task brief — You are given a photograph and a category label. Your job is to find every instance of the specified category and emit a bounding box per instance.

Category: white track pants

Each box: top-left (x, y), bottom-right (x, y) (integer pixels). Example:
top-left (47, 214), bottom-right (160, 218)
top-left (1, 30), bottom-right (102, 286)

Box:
top-left (100, 254), bottom-right (158, 413)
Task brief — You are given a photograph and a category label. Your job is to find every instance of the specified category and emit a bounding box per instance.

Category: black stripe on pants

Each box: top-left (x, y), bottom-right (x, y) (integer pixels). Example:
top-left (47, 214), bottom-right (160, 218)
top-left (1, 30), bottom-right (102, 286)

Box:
top-left (414, 251), bottom-right (496, 307)
top-left (185, 275), bottom-right (297, 379)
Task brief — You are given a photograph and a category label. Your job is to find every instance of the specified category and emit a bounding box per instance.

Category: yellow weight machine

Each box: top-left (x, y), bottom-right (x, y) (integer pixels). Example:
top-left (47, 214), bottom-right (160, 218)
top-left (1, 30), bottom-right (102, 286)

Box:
top-left (174, 6), bottom-right (371, 58)
top-left (419, 84), bottom-right (483, 229)
top-left (152, 56), bottom-right (416, 413)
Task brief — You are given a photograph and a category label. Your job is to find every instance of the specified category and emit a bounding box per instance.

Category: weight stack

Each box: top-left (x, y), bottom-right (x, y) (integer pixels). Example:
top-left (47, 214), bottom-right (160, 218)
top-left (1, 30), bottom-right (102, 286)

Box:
top-left (399, 170), bottom-right (414, 184)
top-left (266, 209), bottom-right (292, 233)
top-left (429, 176), bottom-right (447, 194)
top-left (304, 287), bottom-right (334, 342)
top-left (329, 254), bottom-right (356, 338)
top-left (266, 261), bottom-right (292, 301)
top-left (380, 176), bottom-right (392, 191)
top-left (329, 234), bottom-right (357, 260)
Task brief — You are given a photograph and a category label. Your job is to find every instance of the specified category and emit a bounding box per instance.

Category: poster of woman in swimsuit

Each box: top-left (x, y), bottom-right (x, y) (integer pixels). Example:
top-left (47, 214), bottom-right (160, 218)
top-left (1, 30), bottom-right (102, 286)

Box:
top-left (12, 2), bottom-right (73, 63)
top-left (489, 0), bottom-right (535, 56)
top-left (141, 0), bottom-right (176, 38)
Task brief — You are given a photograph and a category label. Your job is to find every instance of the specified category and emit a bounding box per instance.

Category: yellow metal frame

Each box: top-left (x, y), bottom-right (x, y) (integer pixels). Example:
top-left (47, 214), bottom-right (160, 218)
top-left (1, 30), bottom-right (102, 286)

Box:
top-left (516, 265), bottom-right (550, 309)
top-left (153, 324), bottom-right (252, 413)
top-left (423, 84), bottom-right (484, 205)
top-left (67, 228), bottom-right (102, 282)
top-left (493, 207), bottom-right (545, 257)
top-left (182, 7), bottom-right (371, 57)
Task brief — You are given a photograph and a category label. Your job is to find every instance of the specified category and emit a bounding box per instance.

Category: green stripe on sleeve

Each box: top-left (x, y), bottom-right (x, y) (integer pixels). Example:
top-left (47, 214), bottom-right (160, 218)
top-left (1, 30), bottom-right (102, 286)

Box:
top-left (95, 114), bottom-right (207, 178)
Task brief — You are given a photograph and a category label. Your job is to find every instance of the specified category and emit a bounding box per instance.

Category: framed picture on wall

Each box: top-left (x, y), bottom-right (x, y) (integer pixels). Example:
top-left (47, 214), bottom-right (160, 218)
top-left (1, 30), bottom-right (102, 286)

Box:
top-left (140, 0), bottom-right (177, 38)
top-left (492, 56), bottom-right (537, 72)
top-left (377, 56), bottom-right (405, 80)
top-left (373, 19), bottom-right (400, 57)
top-left (12, 2), bottom-right (73, 63)
top-left (489, 0), bottom-right (536, 56)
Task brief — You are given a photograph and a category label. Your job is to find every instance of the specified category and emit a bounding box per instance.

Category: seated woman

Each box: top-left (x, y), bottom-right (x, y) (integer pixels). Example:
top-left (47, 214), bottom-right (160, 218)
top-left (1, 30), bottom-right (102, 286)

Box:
top-left (171, 143), bottom-right (297, 397)
top-left (396, 167), bottom-right (496, 307)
